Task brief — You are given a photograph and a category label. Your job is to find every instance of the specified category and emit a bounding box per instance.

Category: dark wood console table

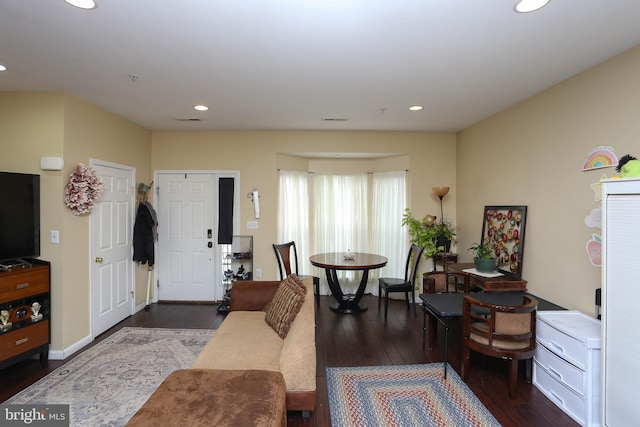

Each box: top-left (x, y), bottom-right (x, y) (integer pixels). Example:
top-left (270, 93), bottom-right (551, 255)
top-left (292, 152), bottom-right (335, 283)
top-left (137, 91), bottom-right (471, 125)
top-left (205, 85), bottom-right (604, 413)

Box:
top-left (446, 262), bottom-right (527, 292)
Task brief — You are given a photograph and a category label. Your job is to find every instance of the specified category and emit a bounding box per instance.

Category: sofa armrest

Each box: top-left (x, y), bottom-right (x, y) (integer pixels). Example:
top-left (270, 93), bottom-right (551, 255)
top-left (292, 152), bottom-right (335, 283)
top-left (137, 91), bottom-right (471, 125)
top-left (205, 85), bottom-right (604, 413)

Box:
top-left (230, 281), bottom-right (280, 311)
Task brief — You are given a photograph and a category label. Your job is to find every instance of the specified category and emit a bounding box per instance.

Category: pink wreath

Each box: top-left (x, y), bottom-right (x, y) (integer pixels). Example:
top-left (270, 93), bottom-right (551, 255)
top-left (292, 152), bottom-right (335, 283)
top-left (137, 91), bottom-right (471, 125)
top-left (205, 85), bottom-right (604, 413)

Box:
top-left (65, 163), bottom-right (105, 215)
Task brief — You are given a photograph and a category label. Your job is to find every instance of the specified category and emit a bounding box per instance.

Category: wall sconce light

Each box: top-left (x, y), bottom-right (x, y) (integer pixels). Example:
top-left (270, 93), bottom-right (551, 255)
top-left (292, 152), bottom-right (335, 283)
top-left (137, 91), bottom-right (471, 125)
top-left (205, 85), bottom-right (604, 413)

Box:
top-left (432, 186), bottom-right (450, 224)
top-left (40, 157), bottom-right (64, 171)
top-left (248, 188), bottom-right (260, 219)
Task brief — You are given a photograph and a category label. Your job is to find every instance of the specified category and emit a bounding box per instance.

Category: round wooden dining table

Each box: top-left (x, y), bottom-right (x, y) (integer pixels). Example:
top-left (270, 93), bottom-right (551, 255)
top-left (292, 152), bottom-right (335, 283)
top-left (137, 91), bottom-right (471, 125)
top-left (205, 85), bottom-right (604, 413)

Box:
top-left (309, 252), bottom-right (388, 314)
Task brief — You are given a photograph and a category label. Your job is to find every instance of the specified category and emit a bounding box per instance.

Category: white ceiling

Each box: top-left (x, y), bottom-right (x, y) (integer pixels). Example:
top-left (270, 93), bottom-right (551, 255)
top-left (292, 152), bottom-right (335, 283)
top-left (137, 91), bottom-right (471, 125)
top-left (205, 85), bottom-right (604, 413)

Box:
top-left (1, 1), bottom-right (639, 132)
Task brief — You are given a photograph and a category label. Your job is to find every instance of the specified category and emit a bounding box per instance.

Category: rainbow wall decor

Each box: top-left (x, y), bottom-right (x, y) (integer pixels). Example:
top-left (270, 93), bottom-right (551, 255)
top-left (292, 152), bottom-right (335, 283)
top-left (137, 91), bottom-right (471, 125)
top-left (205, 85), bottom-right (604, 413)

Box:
top-left (583, 146), bottom-right (618, 171)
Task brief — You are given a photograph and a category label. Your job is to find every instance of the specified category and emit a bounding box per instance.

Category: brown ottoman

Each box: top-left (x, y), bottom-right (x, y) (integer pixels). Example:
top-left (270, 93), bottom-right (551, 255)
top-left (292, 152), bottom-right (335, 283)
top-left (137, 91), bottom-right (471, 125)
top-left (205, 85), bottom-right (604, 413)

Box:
top-left (126, 369), bottom-right (287, 427)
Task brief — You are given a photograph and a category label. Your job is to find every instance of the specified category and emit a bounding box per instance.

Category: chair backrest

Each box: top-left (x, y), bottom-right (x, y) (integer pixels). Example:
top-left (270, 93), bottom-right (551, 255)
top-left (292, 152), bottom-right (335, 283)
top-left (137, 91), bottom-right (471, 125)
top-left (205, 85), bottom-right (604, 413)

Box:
top-left (462, 294), bottom-right (538, 358)
top-left (273, 241), bottom-right (300, 280)
top-left (423, 271), bottom-right (469, 293)
top-left (405, 244), bottom-right (426, 286)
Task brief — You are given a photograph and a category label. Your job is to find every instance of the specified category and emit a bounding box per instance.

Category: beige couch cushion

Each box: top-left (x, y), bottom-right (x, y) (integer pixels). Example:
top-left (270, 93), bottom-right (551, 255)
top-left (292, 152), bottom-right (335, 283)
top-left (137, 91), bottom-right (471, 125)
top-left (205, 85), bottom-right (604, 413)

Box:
top-left (280, 279), bottom-right (316, 392)
top-left (192, 311), bottom-right (282, 372)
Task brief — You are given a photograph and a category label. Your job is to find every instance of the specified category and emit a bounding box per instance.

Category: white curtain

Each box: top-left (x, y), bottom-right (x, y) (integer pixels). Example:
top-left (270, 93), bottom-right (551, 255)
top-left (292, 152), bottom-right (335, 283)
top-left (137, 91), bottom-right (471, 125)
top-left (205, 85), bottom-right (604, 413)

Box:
top-left (277, 170), bottom-right (312, 276)
top-left (277, 169), bottom-right (408, 296)
top-left (313, 173), bottom-right (368, 294)
top-left (372, 170), bottom-right (408, 295)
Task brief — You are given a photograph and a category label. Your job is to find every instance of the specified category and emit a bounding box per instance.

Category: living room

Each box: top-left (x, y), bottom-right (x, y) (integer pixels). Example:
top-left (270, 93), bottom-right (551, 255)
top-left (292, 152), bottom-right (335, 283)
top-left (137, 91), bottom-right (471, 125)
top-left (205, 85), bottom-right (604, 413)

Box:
top-left (1, 1), bottom-right (639, 425)
top-left (3, 43), bottom-right (639, 356)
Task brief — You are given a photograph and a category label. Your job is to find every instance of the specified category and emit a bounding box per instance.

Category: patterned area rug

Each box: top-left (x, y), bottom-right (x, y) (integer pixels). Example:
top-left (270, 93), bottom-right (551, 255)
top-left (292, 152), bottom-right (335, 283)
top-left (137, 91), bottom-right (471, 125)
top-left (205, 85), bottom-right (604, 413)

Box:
top-left (327, 363), bottom-right (501, 427)
top-left (3, 327), bottom-right (215, 426)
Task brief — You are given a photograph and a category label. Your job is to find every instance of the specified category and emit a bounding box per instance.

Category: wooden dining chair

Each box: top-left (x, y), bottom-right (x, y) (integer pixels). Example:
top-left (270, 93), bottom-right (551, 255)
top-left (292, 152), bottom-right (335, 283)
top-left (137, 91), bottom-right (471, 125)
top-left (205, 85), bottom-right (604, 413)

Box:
top-left (272, 241), bottom-right (320, 307)
top-left (461, 294), bottom-right (538, 398)
top-left (378, 243), bottom-right (425, 319)
top-left (422, 270), bottom-right (469, 294)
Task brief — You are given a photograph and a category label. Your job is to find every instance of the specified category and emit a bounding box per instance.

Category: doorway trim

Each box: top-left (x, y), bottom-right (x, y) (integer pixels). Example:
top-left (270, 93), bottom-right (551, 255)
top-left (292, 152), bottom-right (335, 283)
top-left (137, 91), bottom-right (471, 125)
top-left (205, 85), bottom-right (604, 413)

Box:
top-left (153, 169), bottom-right (240, 303)
top-left (89, 158), bottom-right (136, 339)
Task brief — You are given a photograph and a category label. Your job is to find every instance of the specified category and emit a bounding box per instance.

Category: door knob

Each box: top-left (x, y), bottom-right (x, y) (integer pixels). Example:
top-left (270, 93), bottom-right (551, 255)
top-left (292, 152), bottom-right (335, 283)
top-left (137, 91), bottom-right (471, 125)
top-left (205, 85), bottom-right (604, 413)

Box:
top-left (95, 257), bottom-right (103, 263)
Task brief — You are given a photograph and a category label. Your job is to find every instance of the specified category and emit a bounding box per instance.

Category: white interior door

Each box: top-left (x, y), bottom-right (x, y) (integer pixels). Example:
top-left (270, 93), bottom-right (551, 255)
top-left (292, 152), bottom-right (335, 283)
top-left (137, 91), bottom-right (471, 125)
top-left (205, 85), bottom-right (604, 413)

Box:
top-left (157, 173), bottom-right (216, 301)
top-left (90, 160), bottom-right (135, 337)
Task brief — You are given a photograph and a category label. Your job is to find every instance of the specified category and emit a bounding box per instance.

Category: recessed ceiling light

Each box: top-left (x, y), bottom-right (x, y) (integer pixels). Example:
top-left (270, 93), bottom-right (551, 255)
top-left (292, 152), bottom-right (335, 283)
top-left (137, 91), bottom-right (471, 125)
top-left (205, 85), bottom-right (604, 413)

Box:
top-left (322, 117), bottom-right (349, 122)
top-left (0, 65), bottom-right (6, 71)
top-left (514, 0), bottom-right (549, 13)
top-left (409, 105), bottom-right (423, 111)
top-left (193, 105), bottom-right (209, 112)
top-left (64, 0), bottom-right (98, 10)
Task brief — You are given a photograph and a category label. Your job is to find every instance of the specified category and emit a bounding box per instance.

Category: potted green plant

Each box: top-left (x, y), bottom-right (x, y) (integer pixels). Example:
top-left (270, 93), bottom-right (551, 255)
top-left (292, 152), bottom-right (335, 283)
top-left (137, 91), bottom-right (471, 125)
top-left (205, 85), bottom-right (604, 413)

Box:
top-left (433, 217), bottom-right (456, 253)
top-left (402, 209), bottom-right (456, 258)
top-left (468, 240), bottom-right (496, 272)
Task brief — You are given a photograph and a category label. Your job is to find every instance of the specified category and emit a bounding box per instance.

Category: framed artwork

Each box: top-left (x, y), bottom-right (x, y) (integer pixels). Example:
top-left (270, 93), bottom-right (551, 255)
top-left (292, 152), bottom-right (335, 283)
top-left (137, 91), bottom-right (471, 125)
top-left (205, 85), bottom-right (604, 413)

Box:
top-left (480, 205), bottom-right (528, 279)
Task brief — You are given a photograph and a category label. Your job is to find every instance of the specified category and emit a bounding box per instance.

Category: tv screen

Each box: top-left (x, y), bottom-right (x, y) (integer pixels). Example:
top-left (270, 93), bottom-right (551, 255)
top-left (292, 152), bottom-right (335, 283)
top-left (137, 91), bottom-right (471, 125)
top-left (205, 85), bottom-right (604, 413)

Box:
top-left (0, 171), bottom-right (41, 263)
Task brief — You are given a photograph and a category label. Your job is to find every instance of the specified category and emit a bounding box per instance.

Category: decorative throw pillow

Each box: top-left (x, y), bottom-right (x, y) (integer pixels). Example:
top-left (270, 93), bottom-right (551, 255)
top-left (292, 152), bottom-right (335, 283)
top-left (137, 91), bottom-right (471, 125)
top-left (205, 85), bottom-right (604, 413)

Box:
top-left (264, 274), bottom-right (306, 339)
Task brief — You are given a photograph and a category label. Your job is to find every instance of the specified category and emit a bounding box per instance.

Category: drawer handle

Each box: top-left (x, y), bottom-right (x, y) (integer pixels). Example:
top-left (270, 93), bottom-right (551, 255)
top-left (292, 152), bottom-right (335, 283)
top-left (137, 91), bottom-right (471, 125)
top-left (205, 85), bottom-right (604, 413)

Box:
top-left (15, 337), bottom-right (29, 346)
top-left (549, 341), bottom-right (566, 355)
top-left (548, 366), bottom-right (564, 381)
top-left (16, 282), bottom-right (30, 290)
top-left (550, 390), bottom-right (565, 406)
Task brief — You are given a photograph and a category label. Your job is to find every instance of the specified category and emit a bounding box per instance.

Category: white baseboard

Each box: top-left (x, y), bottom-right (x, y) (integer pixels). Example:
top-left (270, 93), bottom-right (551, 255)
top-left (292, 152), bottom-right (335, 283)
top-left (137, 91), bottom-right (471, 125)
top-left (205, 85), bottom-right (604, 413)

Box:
top-left (134, 302), bottom-right (148, 313)
top-left (48, 334), bottom-right (93, 360)
top-left (47, 304), bottom-right (150, 360)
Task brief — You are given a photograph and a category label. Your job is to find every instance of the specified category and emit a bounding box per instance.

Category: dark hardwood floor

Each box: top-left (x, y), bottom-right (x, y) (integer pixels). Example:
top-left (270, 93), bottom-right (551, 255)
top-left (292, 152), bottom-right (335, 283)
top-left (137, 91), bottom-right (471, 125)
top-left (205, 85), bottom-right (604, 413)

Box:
top-left (0, 295), bottom-right (578, 426)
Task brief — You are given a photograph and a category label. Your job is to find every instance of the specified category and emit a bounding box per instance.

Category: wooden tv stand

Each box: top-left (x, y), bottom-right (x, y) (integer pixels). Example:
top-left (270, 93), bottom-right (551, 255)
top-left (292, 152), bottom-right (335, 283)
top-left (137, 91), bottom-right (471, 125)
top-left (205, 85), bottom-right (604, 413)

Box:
top-left (0, 259), bottom-right (50, 370)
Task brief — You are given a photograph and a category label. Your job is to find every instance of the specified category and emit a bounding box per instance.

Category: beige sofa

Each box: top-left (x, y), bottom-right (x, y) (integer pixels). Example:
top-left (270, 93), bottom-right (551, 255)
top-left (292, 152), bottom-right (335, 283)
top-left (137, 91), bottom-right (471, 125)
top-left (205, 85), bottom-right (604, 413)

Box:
top-left (192, 276), bottom-right (316, 415)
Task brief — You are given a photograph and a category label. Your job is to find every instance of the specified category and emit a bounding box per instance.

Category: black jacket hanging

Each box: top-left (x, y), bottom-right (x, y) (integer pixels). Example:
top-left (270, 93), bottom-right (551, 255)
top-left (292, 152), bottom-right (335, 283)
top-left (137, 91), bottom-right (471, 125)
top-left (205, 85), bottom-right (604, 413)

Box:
top-left (133, 203), bottom-right (155, 266)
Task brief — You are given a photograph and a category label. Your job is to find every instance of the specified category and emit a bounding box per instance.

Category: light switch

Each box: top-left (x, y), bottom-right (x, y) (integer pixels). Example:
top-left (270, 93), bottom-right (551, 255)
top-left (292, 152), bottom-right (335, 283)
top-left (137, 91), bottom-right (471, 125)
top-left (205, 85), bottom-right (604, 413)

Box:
top-left (50, 230), bottom-right (60, 244)
top-left (247, 221), bottom-right (258, 230)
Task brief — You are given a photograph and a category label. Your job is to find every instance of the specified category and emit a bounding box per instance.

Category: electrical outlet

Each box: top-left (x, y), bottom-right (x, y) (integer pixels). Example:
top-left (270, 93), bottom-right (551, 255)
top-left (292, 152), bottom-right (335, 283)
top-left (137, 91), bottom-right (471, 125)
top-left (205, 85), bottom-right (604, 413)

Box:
top-left (50, 230), bottom-right (60, 244)
top-left (255, 268), bottom-right (262, 278)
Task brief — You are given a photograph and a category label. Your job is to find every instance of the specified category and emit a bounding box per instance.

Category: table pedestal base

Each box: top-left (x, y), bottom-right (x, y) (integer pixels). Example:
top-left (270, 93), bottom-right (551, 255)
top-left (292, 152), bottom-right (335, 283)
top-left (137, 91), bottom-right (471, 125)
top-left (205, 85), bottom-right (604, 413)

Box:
top-left (325, 269), bottom-right (370, 314)
top-left (329, 295), bottom-right (368, 314)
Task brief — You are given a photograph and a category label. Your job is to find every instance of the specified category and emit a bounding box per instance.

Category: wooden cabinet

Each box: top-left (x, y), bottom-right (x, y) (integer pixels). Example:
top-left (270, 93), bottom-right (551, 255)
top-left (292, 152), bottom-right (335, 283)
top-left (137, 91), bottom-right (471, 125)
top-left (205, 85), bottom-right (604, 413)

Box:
top-left (601, 178), bottom-right (640, 427)
top-left (533, 311), bottom-right (601, 427)
top-left (0, 260), bottom-right (50, 369)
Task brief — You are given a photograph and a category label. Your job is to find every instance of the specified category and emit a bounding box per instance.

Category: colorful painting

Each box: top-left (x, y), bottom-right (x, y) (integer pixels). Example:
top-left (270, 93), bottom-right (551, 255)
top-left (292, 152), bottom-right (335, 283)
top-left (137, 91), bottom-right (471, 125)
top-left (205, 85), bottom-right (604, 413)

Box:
top-left (583, 146), bottom-right (618, 171)
top-left (480, 206), bottom-right (527, 279)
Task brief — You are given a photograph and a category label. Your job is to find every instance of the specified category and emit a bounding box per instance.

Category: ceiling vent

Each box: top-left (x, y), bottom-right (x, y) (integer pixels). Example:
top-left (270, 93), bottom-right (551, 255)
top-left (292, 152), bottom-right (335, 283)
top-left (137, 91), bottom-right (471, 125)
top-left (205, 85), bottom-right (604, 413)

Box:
top-left (322, 117), bottom-right (349, 122)
top-left (175, 118), bottom-right (202, 122)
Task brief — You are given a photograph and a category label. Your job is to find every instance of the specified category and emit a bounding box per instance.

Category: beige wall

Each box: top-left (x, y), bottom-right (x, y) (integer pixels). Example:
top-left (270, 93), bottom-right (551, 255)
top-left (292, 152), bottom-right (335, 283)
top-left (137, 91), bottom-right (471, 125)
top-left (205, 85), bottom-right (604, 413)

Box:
top-left (5, 43), bottom-right (638, 352)
top-left (61, 95), bottom-right (152, 348)
top-left (0, 92), bottom-right (151, 352)
top-left (152, 131), bottom-right (457, 279)
top-left (457, 45), bottom-right (640, 314)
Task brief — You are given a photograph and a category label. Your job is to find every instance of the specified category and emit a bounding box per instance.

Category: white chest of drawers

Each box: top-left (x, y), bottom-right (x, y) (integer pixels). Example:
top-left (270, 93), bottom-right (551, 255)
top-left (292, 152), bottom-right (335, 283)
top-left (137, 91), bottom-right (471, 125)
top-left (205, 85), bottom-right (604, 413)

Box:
top-left (533, 310), bottom-right (601, 427)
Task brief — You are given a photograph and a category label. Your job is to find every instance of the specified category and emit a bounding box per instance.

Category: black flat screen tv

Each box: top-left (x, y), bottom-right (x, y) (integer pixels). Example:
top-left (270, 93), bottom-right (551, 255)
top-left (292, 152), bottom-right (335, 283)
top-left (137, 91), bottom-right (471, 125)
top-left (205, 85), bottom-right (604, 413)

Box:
top-left (0, 171), bottom-right (41, 263)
